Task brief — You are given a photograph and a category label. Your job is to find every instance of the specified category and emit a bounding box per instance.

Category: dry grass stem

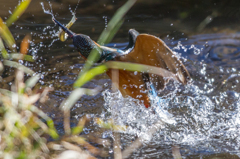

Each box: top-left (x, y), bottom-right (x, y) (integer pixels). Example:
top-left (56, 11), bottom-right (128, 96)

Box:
top-left (122, 120), bottom-right (164, 158)
top-left (63, 110), bottom-right (71, 135)
top-left (172, 145), bottom-right (182, 159)
top-left (113, 132), bottom-right (122, 159)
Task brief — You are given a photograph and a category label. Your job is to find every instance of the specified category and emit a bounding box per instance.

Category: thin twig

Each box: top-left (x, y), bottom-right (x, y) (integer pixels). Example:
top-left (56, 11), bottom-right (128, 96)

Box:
top-left (172, 145), bottom-right (182, 159)
top-left (113, 132), bottom-right (122, 159)
top-left (63, 110), bottom-right (71, 135)
top-left (122, 120), bottom-right (164, 158)
top-left (111, 69), bottom-right (119, 92)
top-left (111, 69), bottom-right (122, 159)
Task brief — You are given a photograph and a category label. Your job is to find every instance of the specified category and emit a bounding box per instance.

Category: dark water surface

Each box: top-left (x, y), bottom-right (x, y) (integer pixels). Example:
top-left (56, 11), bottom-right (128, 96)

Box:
top-left (2, 0), bottom-right (240, 158)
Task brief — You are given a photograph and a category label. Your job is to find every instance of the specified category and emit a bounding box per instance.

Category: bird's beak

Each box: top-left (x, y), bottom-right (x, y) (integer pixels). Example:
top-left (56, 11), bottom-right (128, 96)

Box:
top-left (52, 18), bottom-right (75, 38)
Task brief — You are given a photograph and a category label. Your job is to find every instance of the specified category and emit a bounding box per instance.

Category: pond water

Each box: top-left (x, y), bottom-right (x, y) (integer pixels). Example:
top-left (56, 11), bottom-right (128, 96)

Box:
top-left (2, 0), bottom-right (240, 158)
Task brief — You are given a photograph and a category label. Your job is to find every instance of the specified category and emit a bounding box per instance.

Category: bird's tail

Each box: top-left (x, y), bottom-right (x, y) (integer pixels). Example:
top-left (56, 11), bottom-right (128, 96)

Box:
top-left (148, 83), bottom-right (176, 124)
top-left (52, 18), bottom-right (75, 38)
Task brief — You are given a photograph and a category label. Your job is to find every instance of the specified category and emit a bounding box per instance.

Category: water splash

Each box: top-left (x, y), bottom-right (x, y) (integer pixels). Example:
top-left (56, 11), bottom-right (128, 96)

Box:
top-left (103, 16), bottom-right (108, 29)
top-left (102, 81), bottom-right (240, 153)
top-left (102, 90), bottom-right (159, 140)
top-left (189, 44), bottom-right (201, 55)
top-left (70, 0), bottom-right (81, 15)
top-left (99, 36), bottom-right (240, 155)
top-left (40, 2), bottom-right (54, 17)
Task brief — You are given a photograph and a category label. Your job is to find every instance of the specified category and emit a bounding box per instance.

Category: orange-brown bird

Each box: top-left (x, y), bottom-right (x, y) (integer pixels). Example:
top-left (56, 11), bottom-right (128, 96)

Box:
top-left (53, 18), bottom-right (190, 111)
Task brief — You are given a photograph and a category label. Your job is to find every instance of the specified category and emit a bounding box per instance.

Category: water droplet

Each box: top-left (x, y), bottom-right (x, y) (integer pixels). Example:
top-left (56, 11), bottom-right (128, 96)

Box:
top-left (104, 83), bottom-right (108, 87)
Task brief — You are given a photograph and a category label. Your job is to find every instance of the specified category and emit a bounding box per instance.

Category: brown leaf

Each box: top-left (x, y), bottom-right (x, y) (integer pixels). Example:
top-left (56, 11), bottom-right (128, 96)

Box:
top-left (20, 34), bottom-right (31, 55)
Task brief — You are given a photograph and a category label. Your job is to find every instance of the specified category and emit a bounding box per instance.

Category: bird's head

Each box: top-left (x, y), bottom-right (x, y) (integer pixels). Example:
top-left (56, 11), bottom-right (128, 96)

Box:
top-left (52, 18), bottom-right (100, 60)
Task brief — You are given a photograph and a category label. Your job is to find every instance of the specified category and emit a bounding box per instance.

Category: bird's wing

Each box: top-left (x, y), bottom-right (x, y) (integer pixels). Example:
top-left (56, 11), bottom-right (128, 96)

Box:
top-left (123, 29), bottom-right (140, 51)
top-left (98, 29), bottom-right (140, 62)
top-left (118, 34), bottom-right (190, 90)
top-left (106, 33), bottom-right (190, 108)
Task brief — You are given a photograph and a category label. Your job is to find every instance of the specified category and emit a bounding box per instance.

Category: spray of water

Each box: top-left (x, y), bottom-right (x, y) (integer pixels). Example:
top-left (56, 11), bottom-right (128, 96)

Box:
top-left (100, 40), bottom-right (240, 155)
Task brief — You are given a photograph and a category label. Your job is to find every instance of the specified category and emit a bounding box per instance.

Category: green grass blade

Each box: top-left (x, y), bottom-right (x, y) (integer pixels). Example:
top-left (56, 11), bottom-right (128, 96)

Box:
top-left (104, 18), bottom-right (124, 45)
top-left (4, 60), bottom-right (34, 76)
top-left (23, 54), bottom-right (34, 62)
top-left (0, 38), bottom-right (9, 59)
top-left (0, 88), bottom-right (13, 96)
top-left (97, 0), bottom-right (136, 45)
top-left (25, 74), bottom-right (40, 89)
top-left (0, 61), bottom-right (3, 72)
top-left (74, 65), bottom-right (108, 88)
top-left (71, 126), bottom-right (84, 135)
top-left (29, 105), bottom-right (59, 139)
top-left (60, 88), bottom-right (100, 111)
top-left (6, 0), bottom-right (32, 27)
top-left (0, 18), bottom-right (16, 52)
top-left (60, 88), bottom-right (87, 112)
top-left (9, 53), bottom-right (34, 62)
top-left (105, 61), bottom-right (179, 81)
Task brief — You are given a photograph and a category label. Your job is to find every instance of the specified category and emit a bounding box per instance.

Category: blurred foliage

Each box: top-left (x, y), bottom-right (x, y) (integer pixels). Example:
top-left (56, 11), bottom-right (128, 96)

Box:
top-left (0, 17), bottom-right (16, 53)
top-left (95, 118), bottom-right (127, 131)
top-left (47, 113), bottom-right (128, 158)
top-left (0, 1), bottom-right (59, 157)
top-left (6, 0), bottom-right (31, 27)
top-left (0, 70), bottom-right (57, 158)
top-left (0, 0), bottom-right (133, 158)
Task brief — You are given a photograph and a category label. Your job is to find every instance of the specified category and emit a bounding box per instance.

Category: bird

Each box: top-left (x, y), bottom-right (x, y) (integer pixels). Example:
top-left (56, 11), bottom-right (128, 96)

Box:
top-left (52, 18), bottom-right (190, 110)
